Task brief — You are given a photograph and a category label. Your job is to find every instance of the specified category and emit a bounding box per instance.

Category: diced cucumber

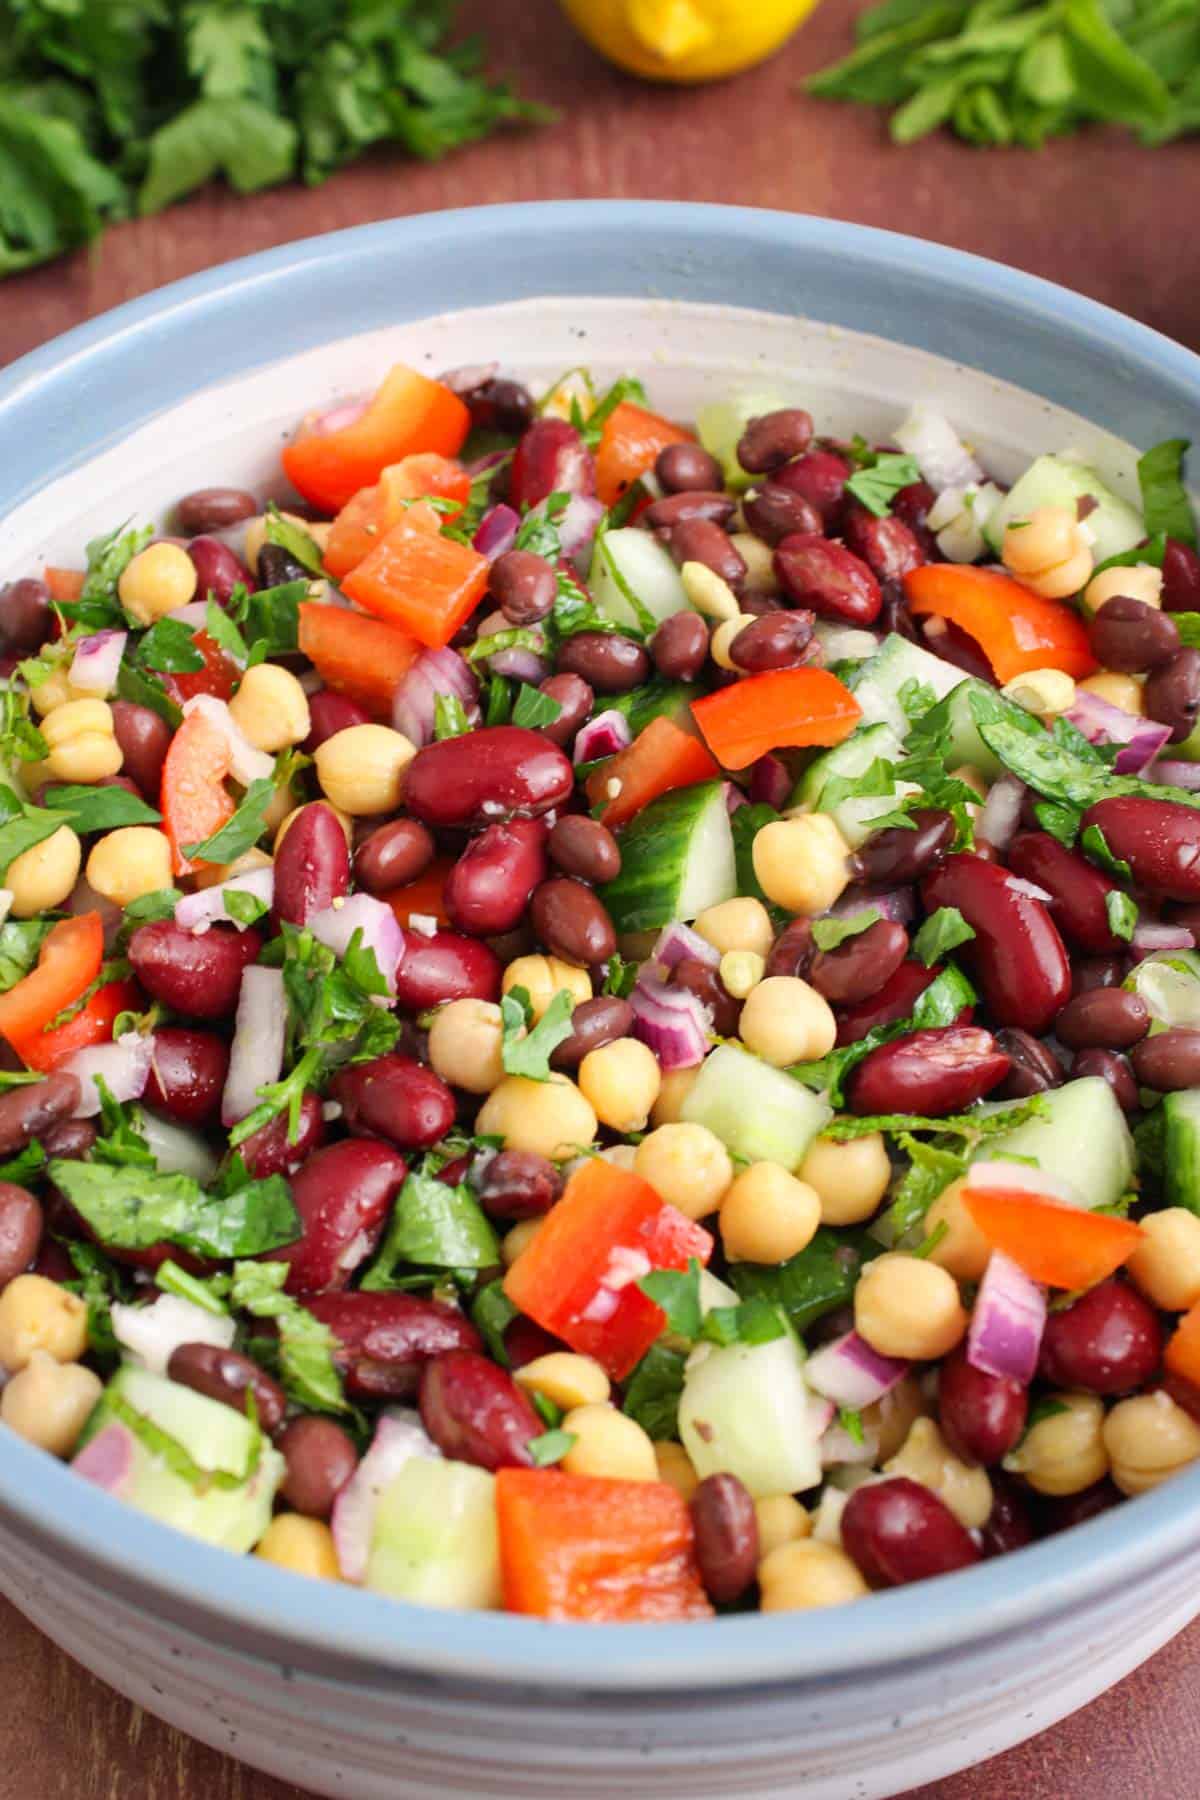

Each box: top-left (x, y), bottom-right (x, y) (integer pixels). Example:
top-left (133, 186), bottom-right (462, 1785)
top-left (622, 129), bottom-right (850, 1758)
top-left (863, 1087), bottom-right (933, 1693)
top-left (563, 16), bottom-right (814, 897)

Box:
top-left (608, 679), bottom-right (702, 738)
top-left (973, 1076), bottom-right (1135, 1211)
top-left (814, 621), bottom-right (882, 667)
top-left (1164, 1090), bottom-right (1200, 1215)
top-left (679, 1331), bottom-right (823, 1498)
top-left (366, 1457), bottom-right (501, 1610)
top-left (984, 455), bottom-right (1145, 565)
top-left (681, 1043), bottom-right (832, 1171)
top-left (106, 1363), bottom-right (262, 1476)
top-left (696, 390), bottom-right (789, 492)
top-left (590, 529), bottom-right (692, 632)
top-left (133, 1107), bottom-right (220, 1183)
top-left (847, 633), bottom-right (967, 739)
top-left (793, 721), bottom-right (904, 811)
top-left (599, 781), bottom-right (734, 930)
top-left (942, 679), bottom-right (1006, 782)
top-left (1126, 951), bottom-right (1200, 1030)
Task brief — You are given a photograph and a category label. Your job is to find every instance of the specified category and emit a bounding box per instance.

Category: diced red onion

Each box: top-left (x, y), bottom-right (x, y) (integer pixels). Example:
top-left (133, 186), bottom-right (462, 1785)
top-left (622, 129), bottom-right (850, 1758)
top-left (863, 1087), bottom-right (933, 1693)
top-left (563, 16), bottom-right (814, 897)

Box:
top-left (174, 867), bottom-right (274, 935)
top-left (221, 966), bottom-right (286, 1126)
top-left (182, 695), bottom-right (274, 786)
top-left (1005, 875), bottom-right (1054, 904)
top-left (438, 362), bottom-right (498, 396)
top-left (69, 629), bottom-right (126, 696)
top-left (893, 406), bottom-right (985, 494)
top-left (490, 646), bottom-right (551, 683)
top-left (650, 922), bottom-right (720, 970)
top-left (556, 494), bottom-right (605, 568)
top-left (724, 780), bottom-right (748, 814)
top-left (826, 884), bottom-right (916, 926)
top-left (66, 1033), bottom-right (155, 1116)
top-left (309, 894), bottom-right (403, 996)
top-left (966, 1158), bottom-right (1083, 1208)
top-left (164, 601), bottom-right (210, 629)
top-left (391, 646), bottom-right (479, 748)
top-left (629, 970), bottom-right (710, 1070)
top-left (73, 1423), bottom-right (135, 1493)
top-left (805, 1330), bottom-right (910, 1409)
top-left (978, 775), bottom-right (1024, 852)
top-left (820, 1417), bottom-right (881, 1467)
top-left (1065, 690), bottom-right (1173, 774)
top-left (332, 1408), bottom-right (441, 1584)
top-left (111, 1293), bottom-right (235, 1377)
top-left (472, 503), bottom-right (520, 564)
top-left (1131, 921), bottom-right (1195, 952)
top-left (749, 754), bottom-right (791, 810)
top-left (1148, 759), bottom-right (1200, 791)
top-left (807, 1395), bottom-right (836, 1440)
top-left (967, 1250), bottom-right (1046, 1385)
top-left (574, 710), bottom-right (633, 764)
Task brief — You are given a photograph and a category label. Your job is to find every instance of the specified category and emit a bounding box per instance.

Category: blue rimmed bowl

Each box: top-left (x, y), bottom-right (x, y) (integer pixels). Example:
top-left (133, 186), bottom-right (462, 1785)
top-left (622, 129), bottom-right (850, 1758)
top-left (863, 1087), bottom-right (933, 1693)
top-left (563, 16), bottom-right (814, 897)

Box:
top-left (1, 203), bottom-right (1199, 1800)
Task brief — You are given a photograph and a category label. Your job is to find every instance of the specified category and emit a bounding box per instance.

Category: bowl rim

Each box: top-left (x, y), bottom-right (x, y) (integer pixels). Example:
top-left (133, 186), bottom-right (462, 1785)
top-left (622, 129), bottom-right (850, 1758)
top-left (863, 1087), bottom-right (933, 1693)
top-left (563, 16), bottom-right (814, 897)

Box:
top-left (2, 199), bottom-right (1200, 1692)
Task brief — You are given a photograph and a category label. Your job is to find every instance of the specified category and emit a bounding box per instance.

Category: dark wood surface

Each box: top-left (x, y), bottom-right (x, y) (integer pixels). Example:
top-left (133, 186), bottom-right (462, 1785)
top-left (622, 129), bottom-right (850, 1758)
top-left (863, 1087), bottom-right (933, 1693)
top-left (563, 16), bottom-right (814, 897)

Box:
top-left (2, 1), bottom-right (1197, 1794)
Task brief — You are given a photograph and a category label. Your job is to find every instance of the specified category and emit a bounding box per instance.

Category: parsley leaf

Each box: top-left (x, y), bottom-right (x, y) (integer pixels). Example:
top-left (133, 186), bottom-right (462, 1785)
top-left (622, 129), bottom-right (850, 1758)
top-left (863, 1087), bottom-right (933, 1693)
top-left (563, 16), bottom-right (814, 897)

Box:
top-left (204, 597), bottom-right (248, 666)
top-left (48, 1159), bottom-right (300, 1260)
top-left (228, 1260), bottom-right (350, 1417)
top-left (845, 452), bottom-right (922, 517)
top-left (54, 523), bottom-right (152, 630)
top-left (1138, 438), bottom-right (1196, 548)
top-left (639, 1260), bottom-right (703, 1341)
top-left (433, 693), bottom-right (471, 739)
top-left (577, 375), bottom-right (648, 450)
top-left (838, 1406), bottom-right (866, 1446)
top-left (230, 580), bottom-right (306, 660)
top-left (1106, 889), bottom-right (1138, 942)
top-left (471, 1281), bottom-right (519, 1367)
top-left (43, 784), bottom-right (162, 833)
top-left (137, 617), bottom-right (205, 673)
top-left (512, 684), bottom-right (564, 729)
top-left (726, 1226), bottom-right (882, 1335)
top-left (265, 503), bottom-right (324, 574)
top-left (622, 1343), bottom-right (687, 1440)
top-left (811, 908), bottom-right (881, 954)
top-left (1081, 822), bottom-right (1134, 880)
top-left (500, 986), bottom-right (577, 1081)
top-left (527, 1429), bottom-right (576, 1467)
top-left (0, 920), bottom-right (50, 993)
top-left (911, 905), bottom-right (976, 966)
top-left (182, 775), bottom-right (275, 862)
top-left (361, 1163), bottom-right (499, 1285)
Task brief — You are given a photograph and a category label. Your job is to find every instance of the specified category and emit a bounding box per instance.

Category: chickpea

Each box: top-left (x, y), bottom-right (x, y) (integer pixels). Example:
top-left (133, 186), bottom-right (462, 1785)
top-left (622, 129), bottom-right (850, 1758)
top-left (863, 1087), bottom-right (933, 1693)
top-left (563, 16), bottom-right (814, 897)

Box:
top-left (0, 1274), bottom-right (88, 1370)
top-left (193, 846), bottom-right (274, 891)
top-left (118, 542), bottom-right (197, 625)
top-left (1001, 505), bottom-right (1093, 599)
top-left (600, 1144), bottom-right (638, 1171)
top-left (753, 814), bottom-right (851, 916)
top-left (738, 975), bottom-right (836, 1068)
top-left (1077, 671), bottom-right (1145, 716)
top-left (651, 1066), bottom-right (700, 1126)
top-left (720, 950), bottom-right (764, 999)
top-left (229, 662), bottom-right (311, 753)
top-left (578, 1037), bottom-right (661, 1133)
top-left (1127, 1209), bottom-right (1200, 1312)
top-left (758, 1539), bottom-right (869, 1611)
top-left (476, 1073), bottom-right (597, 1161)
top-left (502, 955), bottom-right (592, 1020)
top-left (634, 1123), bottom-right (733, 1221)
top-left (86, 826), bottom-right (172, 907)
top-left (256, 1514), bottom-right (341, 1580)
top-left (41, 697), bottom-right (123, 784)
top-left (6, 825), bottom-right (81, 917)
top-left (1084, 562), bottom-right (1163, 615)
top-left (29, 667), bottom-right (86, 716)
top-left (501, 1218), bottom-right (543, 1267)
top-left (314, 724), bottom-right (416, 816)
top-left (680, 561), bottom-right (740, 621)
top-left (515, 1353), bottom-right (610, 1411)
top-left (730, 533), bottom-right (779, 596)
top-left (1000, 668), bottom-right (1077, 718)
top-left (864, 1372), bottom-right (930, 1464)
top-left (711, 613), bottom-right (761, 671)
top-left (854, 1253), bottom-right (967, 1361)
top-left (800, 1132), bottom-right (890, 1227)
top-left (0, 1352), bottom-right (101, 1457)
top-left (428, 998), bottom-right (505, 1095)
top-left (561, 1403), bottom-right (657, 1482)
top-left (1103, 1391), bottom-right (1200, 1495)
top-left (922, 1178), bottom-right (992, 1283)
top-left (755, 1494), bottom-right (811, 1559)
top-left (720, 1162), bottom-right (821, 1264)
top-left (274, 801), bottom-right (354, 852)
top-left (695, 896), bottom-right (775, 960)
top-left (884, 1416), bottom-right (993, 1530)
top-left (1006, 1391), bottom-right (1108, 1496)
top-left (654, 1441), bottom-right (700, 1501)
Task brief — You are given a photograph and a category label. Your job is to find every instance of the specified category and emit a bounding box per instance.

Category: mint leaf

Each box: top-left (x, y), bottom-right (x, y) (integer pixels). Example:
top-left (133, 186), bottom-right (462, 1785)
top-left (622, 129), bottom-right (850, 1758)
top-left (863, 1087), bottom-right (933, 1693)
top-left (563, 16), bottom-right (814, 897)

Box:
top-left (845, 453), bottom-right (922, 517)
top-left (500, 986), bottom-right (576, 1082)
top-left (790, 962), bottom-right (976, 1106)
top-left (204, 598), bottom-right (248, 665)
top-left (137, 617), bottom-right (205, 673)
top-left (182, 775), bottom-right (275, 862)
top-left (471, 1281), bottom-right (519, 1367)
top-left (0, 920), bottom-right (50, 993)
top-left (911, 905), bottom-right (976, 966)
top-left (638, 1259), bottom-right (703, 1341)
top-left (43, 784), bottom-right (161, 833)
top-left (811, 908), bottom-right (881, 953)
top-left (1137, 438), bottom-right (1196, 547)
top-left (622, 1343), bottom-right (687, 1440)
top-left (361, 1164), bottom-right (499, 1284)
top-left (512, 684), bottom-right (563, 729)
top-left (1081, 822), bottom-right (1133, 881)
top-left (527, 1429), bottom-right (576, 1467)
top-left (838, 1406), bottom-right (866, 1446)
top-left (726, 1227), bottom-right (881, 1334)
top-left (1106, 889), bottom-right (1138, 943)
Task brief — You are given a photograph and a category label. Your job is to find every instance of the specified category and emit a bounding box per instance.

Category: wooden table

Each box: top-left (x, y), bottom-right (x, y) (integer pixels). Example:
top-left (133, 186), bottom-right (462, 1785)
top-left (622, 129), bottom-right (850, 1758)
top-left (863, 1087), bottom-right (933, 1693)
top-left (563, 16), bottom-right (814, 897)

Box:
top-left (2, 2), bottom-right (1198, 1794)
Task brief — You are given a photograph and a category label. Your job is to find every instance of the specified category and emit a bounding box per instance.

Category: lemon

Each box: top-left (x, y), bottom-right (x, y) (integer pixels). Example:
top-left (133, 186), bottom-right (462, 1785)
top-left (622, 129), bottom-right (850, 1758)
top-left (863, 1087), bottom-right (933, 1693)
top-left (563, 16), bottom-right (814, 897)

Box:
top-left (559, 0), bottom-right (820, 84)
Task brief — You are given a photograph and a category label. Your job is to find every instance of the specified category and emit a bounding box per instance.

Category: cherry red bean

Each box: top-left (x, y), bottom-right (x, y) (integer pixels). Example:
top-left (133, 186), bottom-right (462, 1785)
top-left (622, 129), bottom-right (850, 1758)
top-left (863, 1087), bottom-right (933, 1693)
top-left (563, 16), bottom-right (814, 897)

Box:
top-left (656, 443), bottom-right (725, 494)
top-left (773, 534), bottom-right (881, 627)
top-left (1131, 1027), bottom-right (1200, 1090)
top-left (848, 810), bottom-right (955, 886)
top-left (1038, 1279), bottom-right (1163, 1395)
top-left (393, 928), bottom-right (502, 1010)
top-left (848, 1025), bottom-right (1010, 1116)
top-left (922, 853), bottom-right (1072, 1034)
top-left (272, 1139), bottom-right (407, 1294)
top-left (40, 1119), bottom-right (96, 1161)
top-left (355, 818), bottom-right (436, 896)
top-left (258, 544), bottom-right (308, 588)
top-left (938, 1344), bottom-right (1028, 1466)
top-left (670, 959), bottom-right (740, 1036)
top-left (666, 517), bottom-right (747, 589)
top-left (0, 578), bottom-right (52, 656)
top-left (650, 610), bottom-right (710, 682)
top-left (834, 959), bottom-right (946, 1046)
top-left (302, 1292), bottom-right (481, 1400)
top-left (537, 673), bottom-right (594, 747)
top-left (127, 922), bottom-right (262, 1021)
top-left (419, 1349), bottom-right (541, 1471)
top-left (1034, 1478), bottom-right (1122, 1536)
top-left (274, 802), bottom-right (351, 927)
top-left (1072, 956), bottom-right (1125, 996)
top-left (555, 632), bottom-right (650, 694)
top-left (842, 1477), bottom-right (981, 1587)
top-left (176, 488), bottom-right (257, 534)
top-left (331, 1053), bottom-right (455, 1151)
top-left (476, 1150), bottom-right (564, 1221)
top-left (0, 1071), bottom-right (81, 1156)
top-left (767, 448), bottom-right (851, 525)
top-left (643, 491), bottom-right (738, 531)
top-left (764, 918), bottom-right (815, 982)
top-left (491, 550), bottom-right (558, 627)
top-left (531, 876), bottom-right (616, 967)
top-left (1055, 988), bottom-right (1149, 1051)
top-left (1144, 647), bottom-right (1200, 743)
top-left (549, 995), bottom-right (636, 1069)
top-left (459, 375), bottom-right (534, 436)
top-left (445, 818), bottom-right (548, 937)
top-left (0, 1184), bottom-right (43, 1287)
top-left (504, 1315), bottom-right (566, 1369)
top-left (405, 726), bottom-right (573, 828)
top-left (842, 504), bottom-right (926, 582)
top-left (1162, 537), bottom-right (1200, 614)
top-left (236, 1090), bottom-right (326, 1179)
top-left (736, 409), bottom-right (814, 475)
top-left (993, 1027), bottom-right (1064, 1099)
top-left (1071, 1047), bottom-right (1140, 1111)
top-left (188, 535), bottom-right (254, 604)
top-left (980, 1477), bottom-right (1035, 1559)
top-left (742, 485), bottom-right (823, 546)
top-left (729, 611), bottom-right (814, 673)
top-left (690, 1473), bottom-right (759, 1604)
top-left (809, 919), bottom-right (908, 1006)
top-left (167, 1344), bottom-right (287, 1434)
top-left (1080, 796), bottom-right (1200, 901)
top-left (276, 1416), bottom-right (359, 1519)
top-left (143, 1027), bottom-right (229, 1126)
top-left (509, 419), bottom-right (596, 511)
top-left (548, 815), bottom-right (621, 885)
top-left (304, 689), bottom-right (372, 753)
top-left (1006, 831), bottom-right (1123, 955)
top-left (110, 701), bottom-right (172, 803)
top-left (1087, 596), bottom-right (1180, 673)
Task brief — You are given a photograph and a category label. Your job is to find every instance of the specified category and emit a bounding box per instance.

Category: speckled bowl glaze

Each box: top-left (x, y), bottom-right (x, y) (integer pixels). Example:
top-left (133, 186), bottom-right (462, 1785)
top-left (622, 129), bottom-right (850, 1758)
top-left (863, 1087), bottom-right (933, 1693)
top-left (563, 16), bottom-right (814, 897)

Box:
top-left (1, 204), bottom-right (1199, 1800)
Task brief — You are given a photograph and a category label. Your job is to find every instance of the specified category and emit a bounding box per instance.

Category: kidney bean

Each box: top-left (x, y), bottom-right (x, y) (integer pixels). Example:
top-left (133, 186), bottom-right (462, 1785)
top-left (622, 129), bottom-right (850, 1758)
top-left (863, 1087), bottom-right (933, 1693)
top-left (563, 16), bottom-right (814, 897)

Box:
top-left (273, 802), bottom-right (351, 928)
top-left (476, 1149), bottom-right (564, 1221)
top-left (504, 1315), bottom-right (566, 1369)
top-left (980, 1476), bottom-right (1035, 1558)
top-left (993, 1027), bottom-right (1064, 1099)
top-left (1006, 831), bottom-right (1122, 956)
top-left (835, 959), bottom-right (947, 1046)
top-left (167, 1344), bottom-right (287, 1434)
top-left (842, 504), bottom-right (926, 582)
top-left (774, 534), bottom-right (881, 627)
top-left (1144, 646), bottom-right (1200, 743)
top-left (1087, 596), bottom-right (1180, 673)
top-left (1072, 956), bottom-right (1125, 996)
top-left (1071, 1046), bottom-right (1138, 1111)
top-left (257, 542), bottom-right (310, 588)
top-left (305, 689), bottom-right (371, 753)
top-left (892, 480), bottom-right (942, 557)
top-left (1082, 796), bottom-right (1200, 901)
top-left (537, 673), bottom-right (593, 747)
top-left (764, 918), bottom-right (815, 982)
top-left (768, 448), bottom-right (851, 526)
top-left (110, 701), bottom-right (172, 803)
top-left (237, 1090), bottom-right (325, 1178)
top-left (1162, 537), bottom-right (1200, 614)
top-left (143, 1027), bottom-right (229, 1126)
top-left (735, 408), bottom-right (814, 476)
top-left (690, 1473), bottom-right (759, 1604)
top-left (0, 578), bottom-right (52, 657)
top-left (331, 1053), bottom-right (455, 1151)
top-left (548, 816), bottom-right (621, 885)
top-left (303, 1291), bottom-right (480, 1399)
top-left (741, 485), bottom-right (822, 547)
top-left (922, 853), bottom-right (1072, 1034)
top-left (650, 611), bottom-right (709, 682)
top-left (922, 617), bottom-right (998, 685)
top-left (405, 726), bottom-right (573, 828)
top-left (556, 632), bottom-right (650, 694)
top-left (419, 1349), bottom-right (540, 1470)
top-left (393, 928), bottom-right (502, 1010)
top-left (849, 1025), bottom-right (1009, 1116)
top-left (463, 376), bottom-right (534, 436)
top-left (276, 1416), bottom-right (359, 1519)
top-left (809, 920), bottom-right (908, 1007)
top-left (189, 534), bottom-right (254, 604)
top-left (1131, 1026), bottom-right (1200, 1090)
top-left (445, 819), bottom-right (547, 938)
top-left (0, 1071), bottom-right (81, 1156)
top-left (127, 921), bottom-right (261, 1020)
top-left (729, 611), bottom-right (814, 673)
top-left (354, 818), bottom-right (435, 897)
top-left (656, 443), bottom-right (725, 494)
top-left (938, 1344), bottom-right (1027, 1466)
top-left (0, 1184), bottom-right (43, 1287)
top-left (1056, 988), bottom-right (1149, 1051)
top-left (176, 488), bottom-right (257, 535)
top-left (39, 1119), bottom-right (97, 1161)
top-left (510, 419), bottom-right (595, 511)
top-left (1038, 1279), bottom-right (1163, 1395)
top-left (667, 517), bottom-right (747, 589)
top-left (667, 958), bottom-right (740, 1038)
top-left (530, 877), bottom-right (616, 968)
top-left (549, 995), bottom-right (636, 1070)
top-left (1035, 1478), bottom-right (1122, 1537)
top-left (843, 1476), bottom-right (981, 1586)
top-left (644, 491), bottom-right (737, 531)
top-left (491, 549), bottom-right (558, 627)
top-left (273, 1138), bottom-right (407, 1293)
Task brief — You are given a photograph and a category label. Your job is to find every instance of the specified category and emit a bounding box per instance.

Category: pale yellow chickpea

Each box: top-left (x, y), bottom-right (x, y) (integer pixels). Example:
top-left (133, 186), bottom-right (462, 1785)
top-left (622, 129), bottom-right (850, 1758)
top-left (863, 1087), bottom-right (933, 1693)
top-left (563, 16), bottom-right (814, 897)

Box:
top-left (800, 1132), bottom-right (891, 1227)
top-left (229, 662), bottom-right (311, 753)
top-left (0, 1352), bottom-right (102, 1457)
top-left (755, 1494), bottom-right (811, 1559)
top-left (1127, 1209), bottom-right (1200, 1313)
top-left (854, 1253), bottom-right (966, 1361)
top-left (0, 1274), bottom-right (88, 1370)
top-left (694, 896), bottom-right (775, 960)
top-left (884, 1416), bottom-right (993, 1530)
top-left (655, 1441), bottom-right (700, 1502)
top-left (578, 1037), bottom-right (661, 1133)
top-left (651, 1066), bottom-right (700, 1126)
top-left (730, 532), bottom-right (779, 596)
top-left (922, 1178), bottom-right (992, 1283)
top-left (256, 1514), bottom-right (341, 1580)
top-left (502, 955), bottom-right (592, 1020)
top-left (1000, 668), bottom-right (1077, 718)
top-left (477, 1073), bottom-right (597, 1161)
top-left (41, 697), bottom-right (123, 784)
top-left (1001, 505), bottom-right (1093, 599)
top-left (86, 826), bottom-right (172, 907)
top-left (1006, 1392), bottom-right (1108, 1496)
top-left (634, 1123), bottom-right (733, 1222)
top-left (720, 949), bottom-right (764, 999)
top-left (1083, 562), bottom-right (1163, 615)
top-left (758, 1539), bottom-right (868, 1611)
top-left (314, 724), bottom-right (416, 815)
top-left (6, 825), bottom-right (81, 917)
top-left (738, 975), bottom-right (836, 1068)
top-left (29, 666), bottom-right (87, 716)
top-left (515, 1353), bottom-right (610, 1411)
top-left (753, 814), bottom-right (851, 916)
top-left (427, 998), bottom-right (505, 1095)
top-left (561, 1403), bottom-right (658, 1482)
top-left (1077, 671), bottom-right (1145, 716)
top-left (501, 1218), bottom-right (543, 1267)
top-left (710, 613), bottom-right (761, 671)
top-left (1103, 1391), bottom-right (1200, 1496)
top-left (118, 541), bottom-right (197, 625)
top-left (864, 1372), bottom-right (930, 1464)
top-left (273, 800), bottom-right (354, 853)
top-left (720, 1162), bottom-right (821, 1264)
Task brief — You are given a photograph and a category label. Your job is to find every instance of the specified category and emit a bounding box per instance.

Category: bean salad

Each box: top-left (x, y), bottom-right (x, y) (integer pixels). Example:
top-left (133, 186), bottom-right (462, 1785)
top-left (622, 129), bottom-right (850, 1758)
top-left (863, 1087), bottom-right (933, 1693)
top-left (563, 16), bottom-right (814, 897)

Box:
top-left (2, 359), bottom-right (1200, 1621)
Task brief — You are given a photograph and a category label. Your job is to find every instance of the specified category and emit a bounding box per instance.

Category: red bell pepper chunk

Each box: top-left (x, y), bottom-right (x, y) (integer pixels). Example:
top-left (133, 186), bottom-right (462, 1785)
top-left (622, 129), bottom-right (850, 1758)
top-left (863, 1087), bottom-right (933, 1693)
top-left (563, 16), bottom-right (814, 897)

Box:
top-left (1165, 1302), bottom-right (1200, 1421)
top-left (0, 914), bottom-right (104, 1056)
top-left (323, 457), bottom-right (470, 581)
top-left (584, 715), bottom-right (719, 829)
top-left (905, 564), bottom-right (1098, 684)
top-left (496, 1469), bottom-right (713, 1623)
top-left (282, 366), bottom-right (470, 516)
top-left (18, 978), bottom-right (139, 1073)
top-left (963, 1185), bottom-right (1143, 1290)
top-left (382, 857), bottom-right (453, 928)
top-left (690, 667), bottom-right (861, 770)
top-left (593, 401), bottom-right (693, 508)
top-left (341, 517), bottom-right (490, 650)
top-left (297, 602), bottom-right (423, 719)
top-left (43, 568), bottom-right (86, 604)
top-left (503, 1158), bottom-right (713, 1380)
top-left (160, 709), bottom-right (235, 876)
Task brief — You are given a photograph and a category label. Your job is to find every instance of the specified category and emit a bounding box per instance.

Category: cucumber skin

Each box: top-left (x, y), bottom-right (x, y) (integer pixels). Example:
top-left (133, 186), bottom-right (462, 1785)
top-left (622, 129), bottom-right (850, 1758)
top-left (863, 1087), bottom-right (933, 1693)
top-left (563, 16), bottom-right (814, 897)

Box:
top-left (600, 781), bottom-right (731, 931)
top-left (985, 456), bottom-right (1144, 563)
top-left (1164, 1091), bottom-right (1200, 1214)
top-left (609, 680), bottom-right (702, 738)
